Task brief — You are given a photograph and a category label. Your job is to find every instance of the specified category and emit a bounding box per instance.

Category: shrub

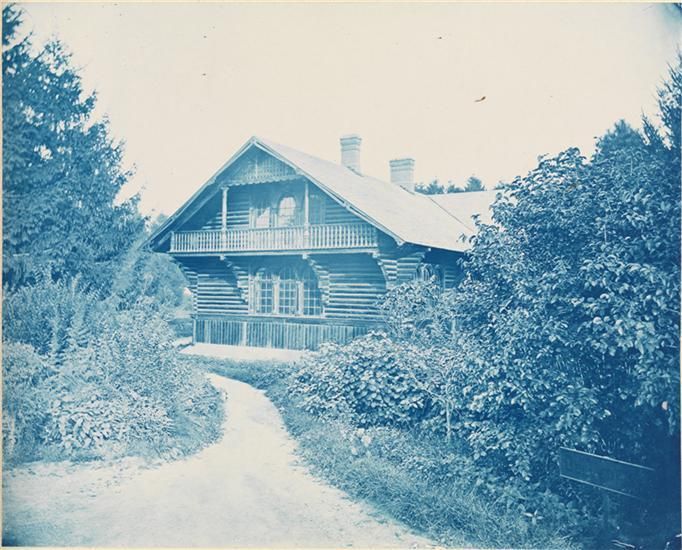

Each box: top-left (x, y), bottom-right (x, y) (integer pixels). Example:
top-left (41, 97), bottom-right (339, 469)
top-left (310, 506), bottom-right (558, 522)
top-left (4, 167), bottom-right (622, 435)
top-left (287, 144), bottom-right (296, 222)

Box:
top-left (3, 300), bottom-right (224, 465)
top-left (290, 332), bottom-right (431, 428)
top-left (3, 275), bottom-right (102, 355)
top-left (2, 342), bottom-right (53, 462)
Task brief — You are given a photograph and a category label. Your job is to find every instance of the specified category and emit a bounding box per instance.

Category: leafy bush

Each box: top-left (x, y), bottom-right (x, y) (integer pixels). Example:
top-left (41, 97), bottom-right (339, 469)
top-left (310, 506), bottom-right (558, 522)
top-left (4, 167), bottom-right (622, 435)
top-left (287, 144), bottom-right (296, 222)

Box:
top-left (2, 342), bottom-right (53, 462)
top-left (3, 275), bottom-right (101, 355)
top-left (3, 301), bottom-right (223, 465)
top-left (290, 332), bottom-right (432, 428)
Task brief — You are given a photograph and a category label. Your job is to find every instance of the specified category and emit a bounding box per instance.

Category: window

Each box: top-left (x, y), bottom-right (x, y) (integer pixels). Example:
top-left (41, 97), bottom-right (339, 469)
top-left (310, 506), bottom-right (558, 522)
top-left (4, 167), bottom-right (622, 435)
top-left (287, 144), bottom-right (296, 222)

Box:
top-left (278, 267), bottom-right (299, 315)
top-left (251, 265), bottom-right (322, 316)
top-left (309, 193), bottom-right (325, 225)
top-left (301, 266), bottom-right (322, 315)
top-left (277, 195), bottom-right (298, 227)
top-left (252, 202), bottom-right (271, 228)
top-left (253, 268), bottom-right (273, 313)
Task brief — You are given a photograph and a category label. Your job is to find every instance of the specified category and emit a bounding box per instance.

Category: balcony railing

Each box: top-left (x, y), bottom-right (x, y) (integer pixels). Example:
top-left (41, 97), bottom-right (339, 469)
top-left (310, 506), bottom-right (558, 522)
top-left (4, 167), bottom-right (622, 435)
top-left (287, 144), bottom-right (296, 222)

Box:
top-left (170, 223), bottom-right (379, 253)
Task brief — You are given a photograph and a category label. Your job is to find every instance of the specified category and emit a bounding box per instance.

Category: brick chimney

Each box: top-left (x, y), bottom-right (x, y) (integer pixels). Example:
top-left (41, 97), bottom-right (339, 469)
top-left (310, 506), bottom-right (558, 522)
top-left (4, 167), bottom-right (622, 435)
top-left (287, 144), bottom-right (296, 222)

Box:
top-left (389, 158), bottom-right (415, 192)
top-left (340, 135), bottom-right (362, 174)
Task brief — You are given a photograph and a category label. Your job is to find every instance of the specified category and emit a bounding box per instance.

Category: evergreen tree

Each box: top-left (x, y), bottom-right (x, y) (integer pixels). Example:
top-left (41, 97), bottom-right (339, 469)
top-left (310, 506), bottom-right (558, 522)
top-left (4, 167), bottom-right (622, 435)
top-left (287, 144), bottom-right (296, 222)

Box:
top-left (2, 4), bottom-right (144, 291)
top-left (464, 175), bottom-right (485, 192)
top-left (415, 179), bottom-right (445, 195)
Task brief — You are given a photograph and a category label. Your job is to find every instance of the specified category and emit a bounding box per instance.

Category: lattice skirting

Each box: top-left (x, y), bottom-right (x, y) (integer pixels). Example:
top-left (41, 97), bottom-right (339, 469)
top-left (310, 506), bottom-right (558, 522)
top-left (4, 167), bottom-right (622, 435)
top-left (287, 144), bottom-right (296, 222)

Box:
top-left (193, 315), bottom-right (380, 351)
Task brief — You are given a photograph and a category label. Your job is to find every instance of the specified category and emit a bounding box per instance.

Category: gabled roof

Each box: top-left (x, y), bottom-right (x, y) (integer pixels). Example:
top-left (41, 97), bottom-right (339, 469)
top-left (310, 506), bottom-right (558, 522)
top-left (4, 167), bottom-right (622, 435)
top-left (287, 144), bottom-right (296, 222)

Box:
top-left (148, 136), bottom-right (499, 253)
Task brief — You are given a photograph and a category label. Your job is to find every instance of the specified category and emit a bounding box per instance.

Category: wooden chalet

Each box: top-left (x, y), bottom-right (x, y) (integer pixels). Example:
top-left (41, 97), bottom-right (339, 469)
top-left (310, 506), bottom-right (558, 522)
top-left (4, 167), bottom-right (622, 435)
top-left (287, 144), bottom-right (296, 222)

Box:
top-left (148, 135), bottom-right (496, 350)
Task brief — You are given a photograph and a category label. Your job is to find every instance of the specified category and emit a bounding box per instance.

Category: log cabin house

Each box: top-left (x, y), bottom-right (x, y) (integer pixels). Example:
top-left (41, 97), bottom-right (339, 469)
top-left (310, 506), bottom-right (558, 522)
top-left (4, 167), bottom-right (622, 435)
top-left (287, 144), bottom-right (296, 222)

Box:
top-left (147, 135), bottom-right (496, 350)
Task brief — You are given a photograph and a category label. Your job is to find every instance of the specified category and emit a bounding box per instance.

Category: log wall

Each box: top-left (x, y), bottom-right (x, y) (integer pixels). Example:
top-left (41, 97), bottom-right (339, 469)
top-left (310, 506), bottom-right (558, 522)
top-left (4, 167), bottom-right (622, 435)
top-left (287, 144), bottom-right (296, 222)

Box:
top-left (308, 253), bottom-right (386, 319)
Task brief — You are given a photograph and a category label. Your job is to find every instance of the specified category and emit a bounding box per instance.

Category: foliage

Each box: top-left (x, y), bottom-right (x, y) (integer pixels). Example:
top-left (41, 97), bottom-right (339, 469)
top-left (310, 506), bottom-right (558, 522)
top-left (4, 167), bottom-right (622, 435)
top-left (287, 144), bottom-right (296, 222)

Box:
top-left (464, 175), bottom-right (485, 191)
top-left (198, 355), bottom-right (574, 548)
top-left (2, 4), bottom-right (144, 291)
top-left (416, 178), bottom-right (486, 194)
top-left (106, 233), bottom-right (187, 315)
top-left (199, 355), bottom-right (295, 391)
top-left (415, 179), bottom-right (445, 195)
top-left (3, 304), bottom-right (223, 465)
top-left (2, 343), bottom-right (54, 461)
top-left (3, 275), bottom-right (102, 355)
top-left (453, 118), bottom-right (680, 481)
top-left (129, 252), bottom-right (187, 313)
top-left (290, 333), bottom-right (431, 428)
top-left (1, 5), bottom-right (218, 469)
top-left (442, 59), bottom-right (681, 544)
top-left (379, 279), bottom-right (453, 342)
top-left (279, 56), bottom-right (681, 548)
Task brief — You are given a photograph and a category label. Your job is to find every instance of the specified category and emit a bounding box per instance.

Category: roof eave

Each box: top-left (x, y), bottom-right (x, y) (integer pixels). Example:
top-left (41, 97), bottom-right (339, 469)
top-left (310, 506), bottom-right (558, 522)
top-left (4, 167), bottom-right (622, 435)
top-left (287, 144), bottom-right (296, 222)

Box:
top-left (145, 137), bottom-right (262, 250)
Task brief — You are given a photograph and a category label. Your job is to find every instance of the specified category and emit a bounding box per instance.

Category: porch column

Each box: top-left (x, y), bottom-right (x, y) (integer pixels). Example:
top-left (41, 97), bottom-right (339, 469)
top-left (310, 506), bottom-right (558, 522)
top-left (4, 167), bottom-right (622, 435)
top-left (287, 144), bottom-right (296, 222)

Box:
top-left (221, 187), bottom-right (228, 249)
top-left (303, 180), bottom-right (310, 247)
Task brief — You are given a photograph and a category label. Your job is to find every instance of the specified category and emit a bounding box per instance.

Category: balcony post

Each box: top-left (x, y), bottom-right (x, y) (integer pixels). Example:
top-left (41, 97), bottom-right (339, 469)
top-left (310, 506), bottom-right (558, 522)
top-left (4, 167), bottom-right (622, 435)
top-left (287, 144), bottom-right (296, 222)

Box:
top-left (221, 187), bottom-right (228, 249)
top-left (303, 180), bottom-right (310, 248)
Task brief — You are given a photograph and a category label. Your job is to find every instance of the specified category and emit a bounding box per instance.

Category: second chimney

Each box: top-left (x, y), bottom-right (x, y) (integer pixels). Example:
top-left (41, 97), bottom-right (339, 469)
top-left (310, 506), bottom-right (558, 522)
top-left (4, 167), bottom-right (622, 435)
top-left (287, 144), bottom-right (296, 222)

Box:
top-left (340, 134), bottom-right (362, 174)
top-left (390, 158), bottom-right (415, 192)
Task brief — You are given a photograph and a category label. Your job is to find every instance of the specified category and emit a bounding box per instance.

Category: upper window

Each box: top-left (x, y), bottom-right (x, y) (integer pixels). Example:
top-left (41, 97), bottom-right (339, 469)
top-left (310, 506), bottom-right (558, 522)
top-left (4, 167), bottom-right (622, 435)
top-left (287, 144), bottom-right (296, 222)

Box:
top-left (277, 195), bottom-right (298, 227)
top-left (252, 202), bottom-right (271, 228)
top-left (309, 193), bottom-right (326, 225)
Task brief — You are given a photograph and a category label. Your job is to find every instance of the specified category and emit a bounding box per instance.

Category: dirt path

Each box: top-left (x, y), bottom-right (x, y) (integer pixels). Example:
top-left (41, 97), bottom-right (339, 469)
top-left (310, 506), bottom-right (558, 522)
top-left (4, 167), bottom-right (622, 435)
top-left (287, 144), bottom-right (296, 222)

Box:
top-left (3, 374), bottom-right (433, 547)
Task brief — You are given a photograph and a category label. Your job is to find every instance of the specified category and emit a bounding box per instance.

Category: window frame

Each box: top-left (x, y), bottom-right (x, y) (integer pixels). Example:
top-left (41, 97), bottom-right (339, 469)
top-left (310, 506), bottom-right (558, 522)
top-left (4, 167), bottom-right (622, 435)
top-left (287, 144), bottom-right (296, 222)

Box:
top-left (253, 267), bottom-right (274, 314)
top-left (250, 264), bottom-right (323, 317)
top-left (275, 194), bottom-right (299, 227)
top-left (250, 199), bottom-right (272, 228)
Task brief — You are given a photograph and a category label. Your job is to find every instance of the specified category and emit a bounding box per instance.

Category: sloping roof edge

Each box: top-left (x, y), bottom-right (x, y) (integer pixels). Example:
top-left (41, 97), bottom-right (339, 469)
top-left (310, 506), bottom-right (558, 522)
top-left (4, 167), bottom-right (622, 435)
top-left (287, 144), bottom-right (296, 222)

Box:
top-left (145, 137), bottom-right (260, 249)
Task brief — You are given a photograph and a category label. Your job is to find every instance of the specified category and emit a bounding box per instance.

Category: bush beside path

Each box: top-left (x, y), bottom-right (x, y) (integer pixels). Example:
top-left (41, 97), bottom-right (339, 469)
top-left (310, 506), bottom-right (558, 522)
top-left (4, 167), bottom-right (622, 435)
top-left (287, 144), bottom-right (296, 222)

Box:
top-left (3, 373), bottom-right (433, 548)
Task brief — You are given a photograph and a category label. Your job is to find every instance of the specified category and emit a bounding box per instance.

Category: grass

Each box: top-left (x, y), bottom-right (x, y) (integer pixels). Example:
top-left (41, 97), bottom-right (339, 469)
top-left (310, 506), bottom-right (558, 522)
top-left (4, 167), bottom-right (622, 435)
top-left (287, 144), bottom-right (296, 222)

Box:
top-left (190, 354), bottom-right (576, 549)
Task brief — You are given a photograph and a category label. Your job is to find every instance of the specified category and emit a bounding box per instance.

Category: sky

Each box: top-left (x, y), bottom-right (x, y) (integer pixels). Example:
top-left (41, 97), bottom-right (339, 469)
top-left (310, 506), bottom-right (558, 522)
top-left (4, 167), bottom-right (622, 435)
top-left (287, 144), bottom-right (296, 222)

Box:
top-left (19, 2), bottom-right (682, 217)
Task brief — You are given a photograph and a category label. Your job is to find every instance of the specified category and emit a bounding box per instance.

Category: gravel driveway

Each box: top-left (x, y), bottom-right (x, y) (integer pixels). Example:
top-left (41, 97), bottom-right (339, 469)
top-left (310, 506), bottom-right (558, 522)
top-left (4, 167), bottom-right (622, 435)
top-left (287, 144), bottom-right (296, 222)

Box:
top-left (3, 373), bottom-right (433, 547)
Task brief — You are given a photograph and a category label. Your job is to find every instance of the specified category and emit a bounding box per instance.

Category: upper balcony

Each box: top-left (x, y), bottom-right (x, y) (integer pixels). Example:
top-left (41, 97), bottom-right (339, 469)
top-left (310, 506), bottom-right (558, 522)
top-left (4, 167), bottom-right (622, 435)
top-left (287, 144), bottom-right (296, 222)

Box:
top-left (169, 223), bottom-right (379, 254)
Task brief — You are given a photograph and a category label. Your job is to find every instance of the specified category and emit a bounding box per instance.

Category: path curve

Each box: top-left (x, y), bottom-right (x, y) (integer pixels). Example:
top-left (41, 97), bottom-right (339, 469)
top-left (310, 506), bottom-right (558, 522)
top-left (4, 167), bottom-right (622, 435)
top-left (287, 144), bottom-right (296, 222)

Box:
top-left (4, 374), bottom-right (433, 548)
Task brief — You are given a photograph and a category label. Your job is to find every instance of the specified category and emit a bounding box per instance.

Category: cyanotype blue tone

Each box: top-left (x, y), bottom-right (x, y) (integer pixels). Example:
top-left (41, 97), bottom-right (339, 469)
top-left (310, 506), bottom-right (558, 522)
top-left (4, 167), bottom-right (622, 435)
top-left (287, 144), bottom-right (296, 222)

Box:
top-left (2, 3), bottom-right (680, 549)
